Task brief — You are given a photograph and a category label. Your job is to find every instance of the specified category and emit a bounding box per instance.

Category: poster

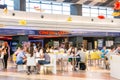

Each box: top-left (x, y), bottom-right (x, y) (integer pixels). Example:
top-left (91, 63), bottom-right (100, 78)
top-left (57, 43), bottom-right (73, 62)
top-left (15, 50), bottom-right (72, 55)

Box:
top-left (98, 39), bottom-right (103, 48)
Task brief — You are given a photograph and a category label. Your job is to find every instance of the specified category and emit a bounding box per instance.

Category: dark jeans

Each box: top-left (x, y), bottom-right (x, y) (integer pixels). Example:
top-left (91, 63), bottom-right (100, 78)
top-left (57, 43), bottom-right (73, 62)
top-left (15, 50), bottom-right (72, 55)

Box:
top-left (27, 66), bottom-right (36, 73)
top-left (38, 60), bottom-right (50, 65)
top-left (3, 54), bottom-right (8, 69)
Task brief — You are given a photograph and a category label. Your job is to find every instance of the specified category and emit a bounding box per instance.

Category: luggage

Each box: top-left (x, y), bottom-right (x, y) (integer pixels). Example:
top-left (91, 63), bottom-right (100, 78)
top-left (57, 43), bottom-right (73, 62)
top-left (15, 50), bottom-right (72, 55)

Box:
top-left (79, 62), bottom-right (86, 70)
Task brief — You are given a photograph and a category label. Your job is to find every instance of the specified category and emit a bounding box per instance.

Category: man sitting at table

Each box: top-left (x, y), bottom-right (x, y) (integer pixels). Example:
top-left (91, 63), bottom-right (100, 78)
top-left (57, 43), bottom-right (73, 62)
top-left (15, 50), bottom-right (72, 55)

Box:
top-left (16, 46), bottom-right (27, 65)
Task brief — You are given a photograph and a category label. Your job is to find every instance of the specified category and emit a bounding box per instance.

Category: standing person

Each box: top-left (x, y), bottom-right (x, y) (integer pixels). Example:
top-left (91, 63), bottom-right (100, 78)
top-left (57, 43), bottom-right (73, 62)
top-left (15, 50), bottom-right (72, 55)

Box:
top-left (101, 46), bottom-right (109, 58)
top-left (100, 46), bottom-right (109, 68)
top-left (105, 45), bottom-right (115, 69)
top-left (2, 41), bottom-right (10, 70)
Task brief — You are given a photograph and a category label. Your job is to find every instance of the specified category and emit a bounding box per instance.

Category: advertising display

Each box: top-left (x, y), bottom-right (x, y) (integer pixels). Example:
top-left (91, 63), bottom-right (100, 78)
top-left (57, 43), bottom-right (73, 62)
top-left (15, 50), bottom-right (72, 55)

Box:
top-left (98, 39), bottom-right (103, 49)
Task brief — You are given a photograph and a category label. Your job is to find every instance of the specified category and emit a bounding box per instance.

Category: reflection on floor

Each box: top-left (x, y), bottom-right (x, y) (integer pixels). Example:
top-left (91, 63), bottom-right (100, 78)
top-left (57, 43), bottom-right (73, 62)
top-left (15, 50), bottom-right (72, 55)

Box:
top-left (0, 61), bottom-right (119, 80)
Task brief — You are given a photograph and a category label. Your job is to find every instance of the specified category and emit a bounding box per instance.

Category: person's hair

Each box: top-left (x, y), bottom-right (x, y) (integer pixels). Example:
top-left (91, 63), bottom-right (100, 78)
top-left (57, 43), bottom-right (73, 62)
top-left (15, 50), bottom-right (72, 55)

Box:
top-left (77, 47), bottom-right (81, 50)
top-left (111, 45), bottom-right (115, 50)
top-left (43, 48), bottom-right (46, 53)
top-left (3, 41), bottom-right (8, 47)
top-left (70, 47), bottom-right (75, 54)
top-left (30, 43), bottom-right (34, 57)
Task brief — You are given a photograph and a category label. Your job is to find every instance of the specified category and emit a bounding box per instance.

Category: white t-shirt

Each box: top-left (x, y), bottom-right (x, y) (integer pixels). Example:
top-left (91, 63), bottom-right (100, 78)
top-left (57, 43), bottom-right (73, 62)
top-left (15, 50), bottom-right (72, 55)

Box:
top-left (35, 52), bottom-right (40, 63)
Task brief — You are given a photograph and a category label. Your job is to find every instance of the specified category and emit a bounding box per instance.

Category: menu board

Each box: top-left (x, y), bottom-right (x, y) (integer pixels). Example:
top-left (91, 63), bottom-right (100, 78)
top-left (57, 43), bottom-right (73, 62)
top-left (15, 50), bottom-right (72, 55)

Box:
top-left (98, 39), bottom-right (103, 48)
top-left (54, 41), bottom-right (59, 48)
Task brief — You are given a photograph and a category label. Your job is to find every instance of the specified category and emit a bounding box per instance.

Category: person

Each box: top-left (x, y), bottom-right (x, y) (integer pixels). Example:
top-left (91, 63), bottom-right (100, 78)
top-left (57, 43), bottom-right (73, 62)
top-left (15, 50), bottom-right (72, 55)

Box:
top-left (16, 46), bottom-right (26, 65)
top-left (12, 46), bottom-right (21, 66)
top-left (26, 44), bottom-right (37, 75)
top-left (113, 45), bottom-right (120, 55)
top-left (68, 47), bottom-right (76, 71)
top-left (36, 49), bottom-right (50, 72)
top-left (100, 46), bottom-right (109, 58)
top-left (75, 48), bottom-right (81, 67)
top-left (1, 41), bottom-right (10, 70)
top-left (105, 45), bottom-right (115, 69)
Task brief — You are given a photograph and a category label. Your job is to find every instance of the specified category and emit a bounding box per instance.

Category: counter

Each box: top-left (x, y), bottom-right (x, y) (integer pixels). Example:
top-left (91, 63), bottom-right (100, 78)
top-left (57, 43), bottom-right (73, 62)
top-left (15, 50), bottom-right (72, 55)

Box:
top-left (110, 55), bottom-right (120, 79)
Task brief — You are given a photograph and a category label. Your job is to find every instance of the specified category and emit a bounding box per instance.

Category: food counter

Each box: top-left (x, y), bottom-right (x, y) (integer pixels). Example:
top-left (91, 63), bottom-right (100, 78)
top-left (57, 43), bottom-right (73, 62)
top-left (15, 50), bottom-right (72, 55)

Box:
top-left (110, 55), bottom-right (120, 79)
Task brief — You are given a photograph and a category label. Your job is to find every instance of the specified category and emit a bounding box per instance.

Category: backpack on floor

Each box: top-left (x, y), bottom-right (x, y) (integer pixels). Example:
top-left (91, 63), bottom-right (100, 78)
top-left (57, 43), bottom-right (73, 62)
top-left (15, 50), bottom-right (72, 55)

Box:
top-left (79, 62), bottom-right (86, 70)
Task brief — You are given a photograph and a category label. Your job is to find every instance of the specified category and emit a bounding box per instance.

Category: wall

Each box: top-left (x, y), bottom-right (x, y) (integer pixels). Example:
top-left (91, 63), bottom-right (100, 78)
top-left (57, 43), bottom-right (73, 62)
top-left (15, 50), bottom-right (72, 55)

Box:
top-left (0, 9), bottom-right (120, 32)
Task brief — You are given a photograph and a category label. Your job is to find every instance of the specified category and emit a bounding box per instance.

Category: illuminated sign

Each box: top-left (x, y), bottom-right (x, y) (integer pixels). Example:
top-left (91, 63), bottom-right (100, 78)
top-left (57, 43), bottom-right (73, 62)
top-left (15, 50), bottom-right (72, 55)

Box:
top-left (39, 30), bottom-right (70, 35)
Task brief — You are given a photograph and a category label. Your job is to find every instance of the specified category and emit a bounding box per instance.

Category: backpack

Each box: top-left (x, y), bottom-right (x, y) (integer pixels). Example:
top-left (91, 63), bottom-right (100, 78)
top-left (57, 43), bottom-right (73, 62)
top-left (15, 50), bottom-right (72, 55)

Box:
top-left (79, 62), bottom-right (86, 70)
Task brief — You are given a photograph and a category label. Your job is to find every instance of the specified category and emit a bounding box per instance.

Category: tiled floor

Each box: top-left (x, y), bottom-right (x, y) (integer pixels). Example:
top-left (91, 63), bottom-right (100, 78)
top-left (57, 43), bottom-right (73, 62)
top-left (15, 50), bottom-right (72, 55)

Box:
top-left (0, 61), bottom-right (119, 80)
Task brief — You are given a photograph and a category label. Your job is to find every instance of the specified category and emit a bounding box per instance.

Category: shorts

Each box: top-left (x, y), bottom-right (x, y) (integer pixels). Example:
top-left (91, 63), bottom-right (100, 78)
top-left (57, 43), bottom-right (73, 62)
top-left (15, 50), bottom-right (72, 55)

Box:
top-left (68, 58), bottom-right (72, 62)
top-left (16, 60), bottom-right (24, 65)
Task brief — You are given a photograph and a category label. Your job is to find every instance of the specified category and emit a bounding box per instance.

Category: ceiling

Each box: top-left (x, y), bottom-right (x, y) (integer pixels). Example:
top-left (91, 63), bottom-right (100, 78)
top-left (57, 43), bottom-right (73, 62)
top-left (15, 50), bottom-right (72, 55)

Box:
top-left (49, 0), bottom-right (116, 7)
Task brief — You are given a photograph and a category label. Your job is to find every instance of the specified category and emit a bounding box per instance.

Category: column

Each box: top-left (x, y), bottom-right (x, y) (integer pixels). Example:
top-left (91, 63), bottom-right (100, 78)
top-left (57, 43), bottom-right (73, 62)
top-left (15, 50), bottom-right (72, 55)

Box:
top-left (70, 4), bottom-right (82, 16)
top-left (14, 0), bottom-right (26, 11)
top-left (69, 36), bottom-right (83, 47)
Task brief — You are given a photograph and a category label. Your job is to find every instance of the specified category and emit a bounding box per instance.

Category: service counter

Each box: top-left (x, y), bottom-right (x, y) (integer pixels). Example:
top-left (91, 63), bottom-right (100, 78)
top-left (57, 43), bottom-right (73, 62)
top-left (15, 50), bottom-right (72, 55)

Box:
top-left (110, 55), bottom-right (120, 79)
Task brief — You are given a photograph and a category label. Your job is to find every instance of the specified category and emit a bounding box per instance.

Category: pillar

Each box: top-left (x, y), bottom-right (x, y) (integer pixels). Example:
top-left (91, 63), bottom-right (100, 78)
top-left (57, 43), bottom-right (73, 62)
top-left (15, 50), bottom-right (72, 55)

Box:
top-left (70, 4), bottom-right (82, 16)
top-left (69, 36), bottom-right (83, 47)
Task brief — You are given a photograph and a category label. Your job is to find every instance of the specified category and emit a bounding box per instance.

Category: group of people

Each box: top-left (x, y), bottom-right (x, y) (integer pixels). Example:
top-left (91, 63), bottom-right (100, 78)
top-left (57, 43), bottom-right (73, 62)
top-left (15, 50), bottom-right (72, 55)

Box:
top-left (13, 43), bottom-right (51, 75)
top-left (1, 40), bottom-right (120, 74)
top-left (100, 45), bottom-right (120, 69)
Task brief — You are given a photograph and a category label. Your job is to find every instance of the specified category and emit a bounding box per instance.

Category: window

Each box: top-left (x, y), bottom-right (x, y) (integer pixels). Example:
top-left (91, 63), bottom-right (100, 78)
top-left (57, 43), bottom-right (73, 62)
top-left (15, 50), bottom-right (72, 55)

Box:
top-left (4, 0), bottom-right (14, 10)
top-left (0, 0), bottom-right (4, 4)
top-left (26, 1), bottom-right (70, 15)
top-left (83, 7), bottom-right (90, 13)
top-left (82, 5), bottom-right (113, 18)
top-left (41, 4), bottom-right (52, 10)
top-left (91, 8), bottom-right (98, 14)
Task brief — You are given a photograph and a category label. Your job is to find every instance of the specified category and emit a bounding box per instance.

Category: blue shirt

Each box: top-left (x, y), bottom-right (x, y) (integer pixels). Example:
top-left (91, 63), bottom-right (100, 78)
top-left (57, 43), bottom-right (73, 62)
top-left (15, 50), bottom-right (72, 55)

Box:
top-left (16, 51), bottom-right (26, 62)
top-left (101, 49), bottom-right (108, 58)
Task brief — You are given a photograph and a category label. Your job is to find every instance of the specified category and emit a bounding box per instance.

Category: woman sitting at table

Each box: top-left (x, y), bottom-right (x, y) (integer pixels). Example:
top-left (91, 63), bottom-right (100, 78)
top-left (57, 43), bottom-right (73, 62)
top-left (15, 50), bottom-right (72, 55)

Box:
top-left (36, 49), bottom-right (50, 72)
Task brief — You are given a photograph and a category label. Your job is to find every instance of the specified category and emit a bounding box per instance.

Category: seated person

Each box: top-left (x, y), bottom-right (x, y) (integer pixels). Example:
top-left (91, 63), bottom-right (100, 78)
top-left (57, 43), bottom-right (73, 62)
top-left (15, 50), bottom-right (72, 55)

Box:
top-left (16, 46), bottom-right (27, 65)
top-left (38, 49), bottom-right (50, 65)
top-left (36, 49), bottom-right (50, 71)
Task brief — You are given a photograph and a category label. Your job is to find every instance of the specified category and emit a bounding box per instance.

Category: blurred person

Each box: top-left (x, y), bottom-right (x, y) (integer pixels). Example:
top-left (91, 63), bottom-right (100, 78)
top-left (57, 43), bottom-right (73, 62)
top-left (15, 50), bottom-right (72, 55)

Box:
top-left (16, 46), bottom-right (27, 65)
top-left (75, 48), bottom-right (81, 67)
top-left (12, 46), bottom-right (21, 65)
top-left (1, 41), bottom-right (10, 70)
top-left (49, 46), bottom-right (54, 53)
top-left (67, 45), bottom-right (73, 54)
top-left (100, 46), bottom-right (109, 58)
top-left (34, 47), bottom-right (40, 64)
top-left (113, 45), bottom-right (120, 55)
top-left (105, 45), bottom-right (115, 69)
top-left (27, 44), bottom-right (37, 75)
top-left (68, 47), bottom-right (76, 71)
top-left (36, 49), bottom-right (50, 73)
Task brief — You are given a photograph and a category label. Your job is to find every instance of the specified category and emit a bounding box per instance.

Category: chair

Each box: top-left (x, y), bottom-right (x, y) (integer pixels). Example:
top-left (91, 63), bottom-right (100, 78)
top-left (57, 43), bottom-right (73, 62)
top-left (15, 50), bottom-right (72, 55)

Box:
top-left (43, 54), bottom-right (56, 74)
top-left (17, 64), bottom-right (26, 72)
